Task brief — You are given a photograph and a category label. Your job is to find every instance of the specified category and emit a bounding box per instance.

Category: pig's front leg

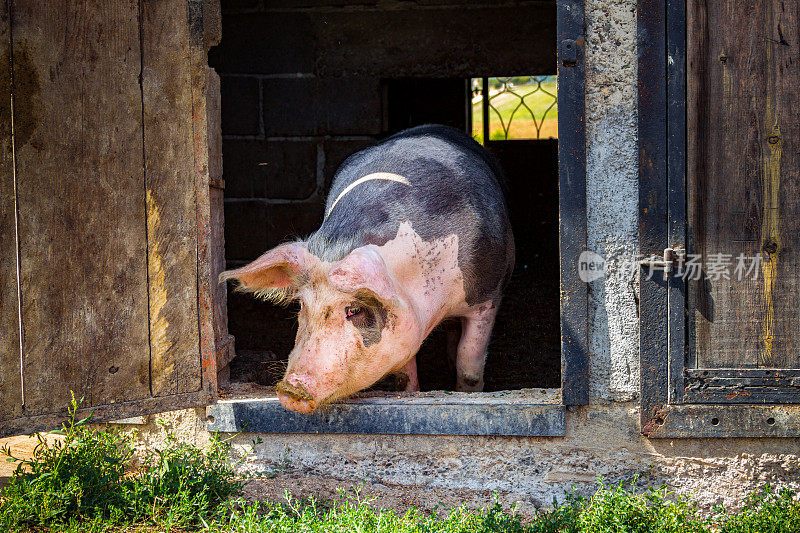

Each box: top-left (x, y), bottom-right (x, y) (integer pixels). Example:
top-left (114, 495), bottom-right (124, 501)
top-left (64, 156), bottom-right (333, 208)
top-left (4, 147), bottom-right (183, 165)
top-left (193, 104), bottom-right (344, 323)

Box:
top-left (394, 356), bottom-right (420, 392)
top-left (455, 302), bottom-right (498, 392)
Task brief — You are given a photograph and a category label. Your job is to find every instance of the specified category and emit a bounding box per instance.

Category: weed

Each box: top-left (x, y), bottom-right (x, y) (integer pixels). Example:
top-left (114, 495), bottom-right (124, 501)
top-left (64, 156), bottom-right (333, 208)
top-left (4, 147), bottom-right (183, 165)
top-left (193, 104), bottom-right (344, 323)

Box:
top-left (0, 394), bottom-right (243, 532)
top-left (0, 392), bottom-right (134, 529)
top-left (576, 480), bottom-right (712, 533)
top-left (718, 485), bottom-right (800, 533)
top-left (122, 419), bottom-right (244, 529)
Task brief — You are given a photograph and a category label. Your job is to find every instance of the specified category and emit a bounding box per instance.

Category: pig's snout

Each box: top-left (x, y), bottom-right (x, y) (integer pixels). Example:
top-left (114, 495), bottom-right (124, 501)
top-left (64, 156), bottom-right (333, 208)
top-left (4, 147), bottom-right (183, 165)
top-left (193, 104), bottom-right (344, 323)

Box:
top-left (276, 379), bottom-right (317, 414)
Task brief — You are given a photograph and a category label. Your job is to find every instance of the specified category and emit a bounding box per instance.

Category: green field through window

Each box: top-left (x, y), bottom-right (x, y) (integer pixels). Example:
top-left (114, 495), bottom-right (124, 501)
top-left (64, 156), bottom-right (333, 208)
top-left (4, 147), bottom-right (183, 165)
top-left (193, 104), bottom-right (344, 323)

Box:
top-left (471, 76), bottom-right (558, 143)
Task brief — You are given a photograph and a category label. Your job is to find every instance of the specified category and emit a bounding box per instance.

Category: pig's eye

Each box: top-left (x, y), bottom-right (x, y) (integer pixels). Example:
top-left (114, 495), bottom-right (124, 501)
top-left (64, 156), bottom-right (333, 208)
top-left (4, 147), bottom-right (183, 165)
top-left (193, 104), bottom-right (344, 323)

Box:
top-left (345, 305), bottom-right (363, 319)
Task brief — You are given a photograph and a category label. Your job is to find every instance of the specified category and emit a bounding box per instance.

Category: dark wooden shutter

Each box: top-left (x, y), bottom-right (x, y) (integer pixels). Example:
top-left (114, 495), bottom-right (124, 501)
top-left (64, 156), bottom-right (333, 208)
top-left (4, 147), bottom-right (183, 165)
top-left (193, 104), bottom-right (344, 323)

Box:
top-left (684, 0), bottom-right (800, 401)
top-left (639, 0), bottom-right (800, 437)
top-left (0, 0), bottom-right (223, 437)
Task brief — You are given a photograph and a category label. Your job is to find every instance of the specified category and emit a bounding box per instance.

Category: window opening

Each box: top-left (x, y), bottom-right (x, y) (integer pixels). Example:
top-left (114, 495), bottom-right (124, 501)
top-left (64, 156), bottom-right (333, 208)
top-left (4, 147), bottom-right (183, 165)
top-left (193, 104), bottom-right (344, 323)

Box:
top-left (471, 76), bottom-right (558, 143)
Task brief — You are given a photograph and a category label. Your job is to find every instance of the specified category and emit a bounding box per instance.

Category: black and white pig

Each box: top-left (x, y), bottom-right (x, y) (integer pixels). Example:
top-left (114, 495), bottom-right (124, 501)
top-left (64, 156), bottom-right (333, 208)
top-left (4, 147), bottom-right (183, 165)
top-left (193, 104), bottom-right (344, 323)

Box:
top-left (221, 125), bottom-right (514, 413)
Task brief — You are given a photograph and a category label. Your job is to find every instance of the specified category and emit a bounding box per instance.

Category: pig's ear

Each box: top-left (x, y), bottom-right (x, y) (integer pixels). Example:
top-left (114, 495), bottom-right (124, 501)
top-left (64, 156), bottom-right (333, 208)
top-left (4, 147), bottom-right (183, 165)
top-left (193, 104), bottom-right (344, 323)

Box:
top-left (328, 247), bottom-right (397, 303)
top-left (219, 242), bottom-right (312, 302)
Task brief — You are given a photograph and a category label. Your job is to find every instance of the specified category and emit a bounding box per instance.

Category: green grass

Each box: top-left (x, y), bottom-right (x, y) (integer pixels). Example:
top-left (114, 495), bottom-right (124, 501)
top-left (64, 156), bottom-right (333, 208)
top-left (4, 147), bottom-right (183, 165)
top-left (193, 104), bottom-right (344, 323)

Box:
top-left (0, 393), bottom-right (243, 532)
top-left (1, 396), bottom-right (799, 532)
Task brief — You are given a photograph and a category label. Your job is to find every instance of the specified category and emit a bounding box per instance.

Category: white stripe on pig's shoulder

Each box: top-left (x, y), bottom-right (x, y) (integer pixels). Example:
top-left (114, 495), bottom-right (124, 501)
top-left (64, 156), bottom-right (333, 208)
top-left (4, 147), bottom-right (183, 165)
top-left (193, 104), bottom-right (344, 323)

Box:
top-left (325, 172), bottom-right (411, 218)
top-left (323, 171), bottom-right (480, 324)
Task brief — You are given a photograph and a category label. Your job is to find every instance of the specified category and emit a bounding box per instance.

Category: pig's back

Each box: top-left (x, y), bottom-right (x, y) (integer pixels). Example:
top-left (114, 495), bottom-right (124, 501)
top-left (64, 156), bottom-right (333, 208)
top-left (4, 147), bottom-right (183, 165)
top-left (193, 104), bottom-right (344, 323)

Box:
top-left (309, 124), bottom-right (513, 306)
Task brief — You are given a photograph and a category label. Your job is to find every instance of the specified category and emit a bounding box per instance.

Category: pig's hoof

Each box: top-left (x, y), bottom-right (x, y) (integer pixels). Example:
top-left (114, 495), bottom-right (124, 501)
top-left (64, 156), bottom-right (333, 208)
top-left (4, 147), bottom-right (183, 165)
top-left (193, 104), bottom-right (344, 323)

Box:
top-left (393, 373), bottom-right (409, 391)
top-left (456, 375), bottom-right (484, 392)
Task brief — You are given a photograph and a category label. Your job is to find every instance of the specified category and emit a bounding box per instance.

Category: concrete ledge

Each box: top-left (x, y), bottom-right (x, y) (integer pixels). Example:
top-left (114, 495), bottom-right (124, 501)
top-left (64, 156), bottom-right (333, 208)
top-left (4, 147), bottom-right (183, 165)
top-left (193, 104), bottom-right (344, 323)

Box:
top-left (206, 394), bottom-right (565, 436)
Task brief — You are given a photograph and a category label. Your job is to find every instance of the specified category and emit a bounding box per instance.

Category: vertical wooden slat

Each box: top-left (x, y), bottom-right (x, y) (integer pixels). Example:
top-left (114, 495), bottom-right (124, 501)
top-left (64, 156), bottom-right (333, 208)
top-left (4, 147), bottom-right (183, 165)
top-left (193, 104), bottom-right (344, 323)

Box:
top-left (141, 0), bottom-right (202, 396)
top-left (206, 66), bottom-right (235, 377)
top-left (14, 0), bottom-right (151, 415)
top-left (0, 0), bottom-right (21, 419)
top-left (687, 0), bottom-right (800, 370)
top-left (190, 0), bottom-right (219, 397)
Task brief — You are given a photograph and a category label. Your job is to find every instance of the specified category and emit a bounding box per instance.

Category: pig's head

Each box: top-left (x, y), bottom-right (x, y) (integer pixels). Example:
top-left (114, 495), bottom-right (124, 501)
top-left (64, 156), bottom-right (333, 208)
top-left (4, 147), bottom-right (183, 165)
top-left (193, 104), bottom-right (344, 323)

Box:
top-left (220, 242), bottom-right (423, 413)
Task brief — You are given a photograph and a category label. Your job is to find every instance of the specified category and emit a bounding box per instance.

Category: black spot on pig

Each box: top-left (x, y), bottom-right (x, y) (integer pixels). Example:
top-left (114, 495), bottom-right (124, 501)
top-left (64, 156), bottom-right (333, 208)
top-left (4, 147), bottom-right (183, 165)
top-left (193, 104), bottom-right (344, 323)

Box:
top-left (349, 296), bottom-right (388, 347)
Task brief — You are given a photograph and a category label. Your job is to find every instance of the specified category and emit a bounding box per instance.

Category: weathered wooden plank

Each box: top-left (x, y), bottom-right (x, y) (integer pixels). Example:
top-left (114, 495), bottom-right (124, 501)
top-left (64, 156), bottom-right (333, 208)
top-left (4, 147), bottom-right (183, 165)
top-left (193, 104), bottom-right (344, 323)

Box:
top-left (684, 367), bottom-right (800, 403)
top-left (687, 0), bottom-right (800, 369)
top-left (206, 66), bottom-right (235, 378)
top-left (141, 0), bottom-right (202, 396)
top-left (665, 0), bottom-right (686, 404)
top-left (190, 0), bottom-right (218, 398)
top-left (684, 387), bottom-right (800, 404)
top-left (0, 0), bottom-right (21, 421)
top-left (686, 368), bottom-right (800, 380)
top-left (14, 1), bottom-right (151, 415)
top-left (0, 390), bottom-right (209, 439)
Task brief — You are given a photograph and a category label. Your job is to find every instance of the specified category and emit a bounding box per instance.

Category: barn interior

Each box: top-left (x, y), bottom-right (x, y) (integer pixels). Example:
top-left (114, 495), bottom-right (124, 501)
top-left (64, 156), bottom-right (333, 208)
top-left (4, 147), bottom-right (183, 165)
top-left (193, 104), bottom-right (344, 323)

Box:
top-left (209, 0), bottom-right (560, 392)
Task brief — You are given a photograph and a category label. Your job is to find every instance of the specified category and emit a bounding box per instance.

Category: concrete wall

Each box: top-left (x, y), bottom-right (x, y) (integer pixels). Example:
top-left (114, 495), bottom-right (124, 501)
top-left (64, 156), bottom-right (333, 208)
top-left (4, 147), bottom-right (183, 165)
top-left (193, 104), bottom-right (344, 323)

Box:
top-left (122, 0), bottom-right (800, 512)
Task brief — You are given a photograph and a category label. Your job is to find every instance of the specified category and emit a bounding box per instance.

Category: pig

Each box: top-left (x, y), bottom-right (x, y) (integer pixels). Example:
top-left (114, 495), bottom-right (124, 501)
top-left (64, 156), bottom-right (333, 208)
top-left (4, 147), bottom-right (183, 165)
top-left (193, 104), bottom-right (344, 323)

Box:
top-left (221, 124), bottom-right (514, 413)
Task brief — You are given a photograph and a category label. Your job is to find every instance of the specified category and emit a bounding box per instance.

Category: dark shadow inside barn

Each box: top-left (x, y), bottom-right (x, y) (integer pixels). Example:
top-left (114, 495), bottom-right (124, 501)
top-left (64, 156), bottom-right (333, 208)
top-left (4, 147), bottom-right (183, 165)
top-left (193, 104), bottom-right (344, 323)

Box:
top-left (209, 0), bottom-right (560, 392)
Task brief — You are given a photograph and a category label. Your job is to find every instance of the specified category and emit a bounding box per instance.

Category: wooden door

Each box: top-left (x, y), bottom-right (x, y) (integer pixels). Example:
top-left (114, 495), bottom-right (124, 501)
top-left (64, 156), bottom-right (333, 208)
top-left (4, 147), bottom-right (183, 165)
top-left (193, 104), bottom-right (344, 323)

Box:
top-left (638, 0), bottom-right (800, 437)
top-left (687, 0), bottom-right (800, 373)
top-left (683, 0), bottom-right (800, 403)
top-left (0, 0), bottom-right (222, 437)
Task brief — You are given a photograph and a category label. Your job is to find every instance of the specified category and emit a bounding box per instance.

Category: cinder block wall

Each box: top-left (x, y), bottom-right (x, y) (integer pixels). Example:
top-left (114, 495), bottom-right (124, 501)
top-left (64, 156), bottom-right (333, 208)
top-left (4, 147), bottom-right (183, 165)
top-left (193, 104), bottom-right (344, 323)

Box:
top-left (208, 0), bottom-right (556, 360)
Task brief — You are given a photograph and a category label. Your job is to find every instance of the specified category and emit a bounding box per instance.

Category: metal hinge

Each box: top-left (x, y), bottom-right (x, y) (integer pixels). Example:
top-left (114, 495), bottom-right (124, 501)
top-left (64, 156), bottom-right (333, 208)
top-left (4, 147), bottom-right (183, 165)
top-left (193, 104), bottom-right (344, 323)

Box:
top-left (560, 39), bottom-right (579, 66)
top-left (639, 246), bottom-right (685, 280)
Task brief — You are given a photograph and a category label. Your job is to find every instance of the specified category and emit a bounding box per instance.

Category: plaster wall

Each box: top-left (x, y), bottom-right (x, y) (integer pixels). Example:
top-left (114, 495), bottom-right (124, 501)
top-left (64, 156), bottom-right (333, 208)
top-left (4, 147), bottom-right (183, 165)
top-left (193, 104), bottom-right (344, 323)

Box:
top-left (122, 0), bottom-right (800, 511)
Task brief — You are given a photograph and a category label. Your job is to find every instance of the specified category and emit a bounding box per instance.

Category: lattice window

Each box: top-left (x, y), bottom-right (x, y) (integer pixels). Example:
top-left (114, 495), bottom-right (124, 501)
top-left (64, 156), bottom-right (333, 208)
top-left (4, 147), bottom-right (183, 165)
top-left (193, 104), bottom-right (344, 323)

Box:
top-left (470, 76), bottom-right (558, 143)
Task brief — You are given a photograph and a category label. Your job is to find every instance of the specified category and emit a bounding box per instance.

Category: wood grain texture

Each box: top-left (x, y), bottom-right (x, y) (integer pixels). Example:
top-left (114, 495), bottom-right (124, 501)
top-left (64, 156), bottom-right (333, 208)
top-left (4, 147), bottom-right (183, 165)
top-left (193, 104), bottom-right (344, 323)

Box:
top-left (645, 404), bottom-right (800, 438)
top-left (687, 0), bottom-right (800, 369)
top-left (0, 0), bottom-right (218, 434)
top-left (206, 66), bottom-right (232, 367)
top-left (141, 0), bottom-right (202, 396)
top-left (0, 0), bottom-right (21, 420)
top-left (189, 0), bottom-right (218, 397)
top-left (0, 389), bottom-right (209, 438)
top-left (13, 0), bottom-right (151, 415)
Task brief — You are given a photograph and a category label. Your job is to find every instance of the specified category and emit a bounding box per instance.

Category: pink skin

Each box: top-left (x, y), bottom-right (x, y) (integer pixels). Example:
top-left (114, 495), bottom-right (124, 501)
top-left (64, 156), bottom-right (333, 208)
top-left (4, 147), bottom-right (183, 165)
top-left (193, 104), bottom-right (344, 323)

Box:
top-left (221, 221), bottom-right (496, 413)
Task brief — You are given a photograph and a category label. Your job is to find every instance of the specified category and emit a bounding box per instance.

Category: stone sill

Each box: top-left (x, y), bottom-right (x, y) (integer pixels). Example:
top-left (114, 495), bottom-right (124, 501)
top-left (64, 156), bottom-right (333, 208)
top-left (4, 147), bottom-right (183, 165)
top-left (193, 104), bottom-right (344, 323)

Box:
top-left (206, 388), bottom-right (565, 436)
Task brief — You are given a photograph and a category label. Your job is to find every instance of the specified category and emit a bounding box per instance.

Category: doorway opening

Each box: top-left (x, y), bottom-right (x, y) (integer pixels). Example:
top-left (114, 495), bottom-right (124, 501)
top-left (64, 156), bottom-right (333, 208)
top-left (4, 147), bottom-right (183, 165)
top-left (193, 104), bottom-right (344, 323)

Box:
top-left (209, 1), bottom-right (560, 393)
